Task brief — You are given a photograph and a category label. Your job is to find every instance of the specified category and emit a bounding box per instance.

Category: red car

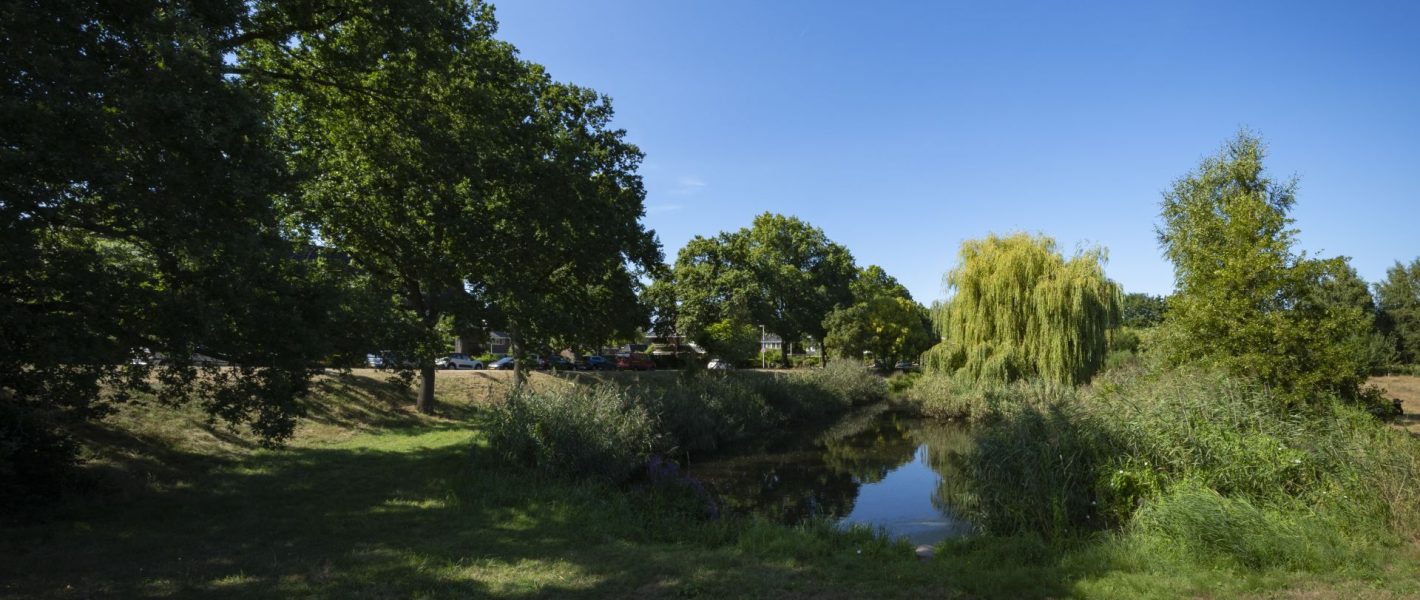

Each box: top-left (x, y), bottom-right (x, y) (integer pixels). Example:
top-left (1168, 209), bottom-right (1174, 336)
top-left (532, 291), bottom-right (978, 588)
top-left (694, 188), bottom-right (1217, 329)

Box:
top-left (614, 353), bottom-right (656, 371)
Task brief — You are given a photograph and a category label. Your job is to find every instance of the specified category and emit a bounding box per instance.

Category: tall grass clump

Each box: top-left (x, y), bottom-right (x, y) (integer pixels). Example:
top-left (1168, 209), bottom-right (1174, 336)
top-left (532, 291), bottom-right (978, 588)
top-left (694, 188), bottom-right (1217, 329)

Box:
top-left (904, 371), bottom-right (1070, 422)
top-left (953, 364), bottom-right (1420, 570)
top-left (637, 373), bottom-right (772, 454)
top-left (800, 360), bottom-right (888, 407)
top-left (746, 361), bottom-right (885, 422)
top-left (487, 363), bottom-right (887, 480)
top-left (487, 385), bottom-right (656, 482)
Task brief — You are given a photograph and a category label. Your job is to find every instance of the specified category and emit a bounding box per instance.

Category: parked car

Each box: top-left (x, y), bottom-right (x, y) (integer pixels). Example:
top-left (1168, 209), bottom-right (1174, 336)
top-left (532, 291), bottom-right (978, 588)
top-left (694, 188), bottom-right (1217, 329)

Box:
top-left (365, 353), bottom-right (385, 368)
top-left (707, 358), bottom-right (734, 371)
top-left (893, 361), bottom-right (919, 373)
top-left (576, 355), bottom-right (614, 371)
top-left (544, 356), bottom-right (573, 370)
top-left (368, 351), bottom-right (416, 369)
top-left (134, 350), bottom-right (228, 367)
top-left (489, 356), bottom-right (516, 370)
top-left (615, 353), bottom-right (656, 371)
top-left (435, 353), bottom-right (484, 370)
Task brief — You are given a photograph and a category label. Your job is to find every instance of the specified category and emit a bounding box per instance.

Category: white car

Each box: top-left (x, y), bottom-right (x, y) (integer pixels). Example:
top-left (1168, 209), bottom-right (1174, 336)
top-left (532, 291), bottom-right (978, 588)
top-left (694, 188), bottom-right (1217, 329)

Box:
top-left (435, 353), bottom-right (484, 370)
top-left (707, 358), bottom-right (734, 370)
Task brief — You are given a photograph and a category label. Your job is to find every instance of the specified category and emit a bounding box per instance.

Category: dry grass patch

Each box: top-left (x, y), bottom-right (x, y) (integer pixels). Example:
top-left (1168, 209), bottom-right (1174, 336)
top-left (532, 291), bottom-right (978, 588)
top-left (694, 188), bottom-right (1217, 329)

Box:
top-left (1370, 375), bottom-right (1420, 435)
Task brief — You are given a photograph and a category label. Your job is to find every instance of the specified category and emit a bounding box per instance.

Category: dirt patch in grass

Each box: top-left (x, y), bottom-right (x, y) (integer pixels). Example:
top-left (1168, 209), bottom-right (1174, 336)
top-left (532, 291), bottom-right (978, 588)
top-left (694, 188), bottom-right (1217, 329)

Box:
top-left (1370, 375), bottom-right (1420, 435)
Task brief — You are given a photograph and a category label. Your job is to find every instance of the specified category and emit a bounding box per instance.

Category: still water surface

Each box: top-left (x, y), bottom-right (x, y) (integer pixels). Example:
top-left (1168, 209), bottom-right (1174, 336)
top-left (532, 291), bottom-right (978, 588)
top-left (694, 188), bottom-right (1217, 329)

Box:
top-left (688, 406), bottom-right (976, 545)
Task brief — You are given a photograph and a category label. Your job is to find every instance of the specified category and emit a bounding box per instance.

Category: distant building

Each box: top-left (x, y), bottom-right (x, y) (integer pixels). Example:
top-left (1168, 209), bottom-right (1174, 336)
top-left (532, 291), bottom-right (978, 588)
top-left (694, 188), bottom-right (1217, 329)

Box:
top-left (453, 332), bottom-right (511, 356)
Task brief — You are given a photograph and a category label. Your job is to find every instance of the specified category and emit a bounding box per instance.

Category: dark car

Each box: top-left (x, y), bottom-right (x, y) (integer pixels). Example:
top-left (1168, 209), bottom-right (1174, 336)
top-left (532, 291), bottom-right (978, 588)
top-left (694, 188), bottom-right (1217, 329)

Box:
top-left (615, 353), bottom-right (655, 371)
top-left (577, 355), bottom-right (614, 371)
top-left (488, 356), bottom-right (515, 370)
top-left (545, 356), bottom-right (573, 370)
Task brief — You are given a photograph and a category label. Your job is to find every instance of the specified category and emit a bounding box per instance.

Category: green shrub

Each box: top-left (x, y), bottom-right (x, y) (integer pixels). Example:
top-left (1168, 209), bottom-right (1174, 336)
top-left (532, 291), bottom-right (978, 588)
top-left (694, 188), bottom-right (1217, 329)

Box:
top-left (744, 373), bottom-right (837, 422)
top-left (488, 361), bottom-right (886, 480)
top-left (954, 363), bottom-right (1420, 562)
top-left (904, 372), bottom-right (1068, 422)
top-left (789, 355), bottom-right (821, 368)
top-left (487, 385), bottom-right (656, 482)
top-left (885, 371), bottom-right (920, 394)
top-left (639, 374), bottom-right (772, 454)
top-left (799, 360), bottom-right (887, 407)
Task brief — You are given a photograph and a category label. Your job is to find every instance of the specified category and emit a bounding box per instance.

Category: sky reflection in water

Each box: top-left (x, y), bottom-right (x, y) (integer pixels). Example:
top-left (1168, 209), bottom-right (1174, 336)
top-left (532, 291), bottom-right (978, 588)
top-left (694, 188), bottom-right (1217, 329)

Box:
top-left (689, 406), bottom-right (976, 545)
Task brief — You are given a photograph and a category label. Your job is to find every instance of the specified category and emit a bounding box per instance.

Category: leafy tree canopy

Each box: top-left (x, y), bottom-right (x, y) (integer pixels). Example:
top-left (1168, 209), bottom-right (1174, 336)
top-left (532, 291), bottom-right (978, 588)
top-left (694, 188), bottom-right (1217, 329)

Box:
top-left (1156, 132), bottom-right (1374, 403)
top-left (666, 213), bottom-right (856, 356)
top-left (1376, 258), bottom-right (1420, 364)
top-left (1121, 293), bottom-right (1167, 328)
top-left (923, 233), bottom-right (1121, 385)
top-left (823, 265), bottom-right (934, 364)
top-left (1, 0), bottom-right (382, 497)
top-left (248, 0), bottom-right (660, 401)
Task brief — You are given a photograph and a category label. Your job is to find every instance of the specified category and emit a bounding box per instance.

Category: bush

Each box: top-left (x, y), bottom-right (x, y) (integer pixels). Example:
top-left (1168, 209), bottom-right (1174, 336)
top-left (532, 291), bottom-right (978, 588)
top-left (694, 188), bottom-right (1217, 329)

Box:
top-left (801, 360), bottom-right (887, 406)
top-left (639, 374), bottom-right (772, 454)
top-left (487, 362), bottom-right (887, 480)
top-left (789, 355), bottom-right (821, 369)
top-left (487, 385), bottom-right (656, 482)
top-left (954, 364), bottom-right (1420, 560)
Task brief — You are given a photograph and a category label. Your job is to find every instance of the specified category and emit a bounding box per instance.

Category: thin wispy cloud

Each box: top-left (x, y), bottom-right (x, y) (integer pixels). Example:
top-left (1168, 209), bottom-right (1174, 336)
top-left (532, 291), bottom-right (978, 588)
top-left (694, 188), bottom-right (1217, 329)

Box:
top-left (672, 176), bottom-right (707, 195)
top-left (646, 203), bottom-right (686, 214)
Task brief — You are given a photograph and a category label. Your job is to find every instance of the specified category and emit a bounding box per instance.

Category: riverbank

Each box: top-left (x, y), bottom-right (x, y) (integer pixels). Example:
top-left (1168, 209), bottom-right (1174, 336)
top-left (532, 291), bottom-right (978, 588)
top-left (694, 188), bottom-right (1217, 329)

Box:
top-left (3, 369), bottom-right (1419, 598)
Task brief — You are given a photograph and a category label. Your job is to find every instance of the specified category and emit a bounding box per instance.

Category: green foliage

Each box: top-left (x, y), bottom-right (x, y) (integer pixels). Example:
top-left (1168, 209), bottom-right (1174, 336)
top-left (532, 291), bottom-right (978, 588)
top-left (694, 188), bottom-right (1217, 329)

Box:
top-left (249, 0), bottom-right (661, 401)
top-left (823, 295), bottom-right (935, 365)
top-left (1, 0), bottom-right (372, 495)
top-left (951, 364), bottom-right (1420, 562)
top-left (488, 364), bottom-right (884, 479)
top-left (1377, 258), bottom-right (1420, 364)
top-left (637, 375), bottom-right (771, 454)
top-left (799, 360), bottom-right (889, 407)
top-left (1156, 132), bottom-right (1376, 403)
top-left (923, 233), bottom-right (1121, 385)
top-left (903, 373), bottom-right (1070, 422)
top-left (1130, 483), bottom-right (1356, 571)
top-left (703, 318), bottom-right (760, 364)
top-left (1121, 293), bottom-right (1167, 328)
top-left (664, 213), bottom-right (856, 356)
top-left (488, 386), bottom-right (656, 482)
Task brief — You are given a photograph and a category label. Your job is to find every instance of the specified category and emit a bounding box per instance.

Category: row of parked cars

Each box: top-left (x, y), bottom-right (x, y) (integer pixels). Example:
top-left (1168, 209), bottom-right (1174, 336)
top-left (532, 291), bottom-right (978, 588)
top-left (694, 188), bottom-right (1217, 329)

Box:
top-left (367, 352), bottom-right (657, 371)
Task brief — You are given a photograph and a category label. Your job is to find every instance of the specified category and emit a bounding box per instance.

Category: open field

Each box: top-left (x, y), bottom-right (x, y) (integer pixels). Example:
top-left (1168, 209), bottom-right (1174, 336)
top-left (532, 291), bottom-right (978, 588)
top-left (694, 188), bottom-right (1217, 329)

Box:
top-left (3, 371), bottom-right (1419, 598)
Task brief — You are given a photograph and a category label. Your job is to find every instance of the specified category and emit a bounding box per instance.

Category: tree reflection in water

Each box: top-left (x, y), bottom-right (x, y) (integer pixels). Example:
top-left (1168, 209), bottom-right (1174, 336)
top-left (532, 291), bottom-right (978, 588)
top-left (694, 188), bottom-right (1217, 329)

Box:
top-left (689, 404), bottom-right (977, 533)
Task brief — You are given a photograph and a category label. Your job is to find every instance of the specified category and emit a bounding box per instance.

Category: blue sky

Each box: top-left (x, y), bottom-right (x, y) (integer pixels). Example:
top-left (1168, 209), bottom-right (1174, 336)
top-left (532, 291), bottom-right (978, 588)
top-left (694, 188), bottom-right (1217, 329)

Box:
top-left (493, 1), bottom-right (1419, 304)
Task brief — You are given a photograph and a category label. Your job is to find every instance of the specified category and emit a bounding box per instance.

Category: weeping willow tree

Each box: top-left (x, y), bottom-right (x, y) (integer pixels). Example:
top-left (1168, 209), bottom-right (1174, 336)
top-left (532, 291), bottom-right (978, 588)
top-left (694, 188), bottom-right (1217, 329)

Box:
top-left (923, 233), bottom-right (1121, 385)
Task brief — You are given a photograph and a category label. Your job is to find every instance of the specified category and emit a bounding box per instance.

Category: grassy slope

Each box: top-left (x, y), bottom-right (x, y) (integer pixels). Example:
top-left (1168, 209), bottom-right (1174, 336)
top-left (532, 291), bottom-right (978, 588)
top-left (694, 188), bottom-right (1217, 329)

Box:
top-left (2, 371), bottom-right (1418, 599)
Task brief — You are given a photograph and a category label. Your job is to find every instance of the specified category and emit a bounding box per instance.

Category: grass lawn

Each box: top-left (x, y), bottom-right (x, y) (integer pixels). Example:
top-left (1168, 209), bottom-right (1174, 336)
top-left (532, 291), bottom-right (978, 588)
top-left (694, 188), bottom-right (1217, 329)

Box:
top-left (3, 371), bottom-right (1419, 598)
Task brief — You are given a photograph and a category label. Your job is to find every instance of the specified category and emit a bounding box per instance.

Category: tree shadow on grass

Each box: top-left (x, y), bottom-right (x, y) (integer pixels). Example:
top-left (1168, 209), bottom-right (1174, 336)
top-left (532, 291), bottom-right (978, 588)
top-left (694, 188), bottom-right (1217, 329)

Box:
top-left (0, 430), bottom-right (855, 599)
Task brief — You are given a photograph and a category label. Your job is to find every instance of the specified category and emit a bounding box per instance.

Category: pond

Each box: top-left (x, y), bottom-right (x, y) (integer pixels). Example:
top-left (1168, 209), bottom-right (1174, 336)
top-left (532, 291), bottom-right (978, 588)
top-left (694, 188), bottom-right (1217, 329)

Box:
top-left (687, 405), bottom-right (977, 545)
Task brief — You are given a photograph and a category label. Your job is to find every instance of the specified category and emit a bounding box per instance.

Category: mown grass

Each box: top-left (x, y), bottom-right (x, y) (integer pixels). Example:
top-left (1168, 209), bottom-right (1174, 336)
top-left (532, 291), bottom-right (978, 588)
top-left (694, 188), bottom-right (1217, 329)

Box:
top-left (3, 368), bottom-right (1420, 598)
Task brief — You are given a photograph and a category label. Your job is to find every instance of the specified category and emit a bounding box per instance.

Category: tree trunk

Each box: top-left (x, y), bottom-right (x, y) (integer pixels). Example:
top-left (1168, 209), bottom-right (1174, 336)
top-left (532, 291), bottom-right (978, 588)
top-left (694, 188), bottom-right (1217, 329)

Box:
top-left (417, 361), bottom-right (437, 414)
top-left (510, 322), bottom-right (526, 391)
